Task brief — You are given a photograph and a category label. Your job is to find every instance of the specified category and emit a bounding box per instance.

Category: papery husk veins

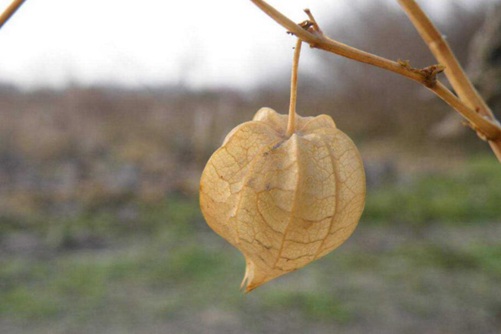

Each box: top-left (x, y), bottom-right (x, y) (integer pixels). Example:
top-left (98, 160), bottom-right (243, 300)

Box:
top-left (200, 108), bottom-right (366, 292)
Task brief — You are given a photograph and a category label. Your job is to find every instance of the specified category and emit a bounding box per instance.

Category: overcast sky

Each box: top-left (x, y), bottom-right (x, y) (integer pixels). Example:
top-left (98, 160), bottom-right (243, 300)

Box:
top-left (0, 0), bottom-right (493, 90)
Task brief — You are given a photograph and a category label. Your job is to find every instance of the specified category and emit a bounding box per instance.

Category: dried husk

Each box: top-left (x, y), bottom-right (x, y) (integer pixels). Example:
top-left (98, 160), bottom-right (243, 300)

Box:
top-left (200, 107), bottom-right (366, 292)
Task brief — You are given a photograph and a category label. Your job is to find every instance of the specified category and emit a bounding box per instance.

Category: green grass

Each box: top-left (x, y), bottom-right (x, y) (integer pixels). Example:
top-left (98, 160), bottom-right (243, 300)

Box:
top-left (1, 157), bottom-right (501, 332)
top-left (363, 157), bottom-right (501, 224)
top-left (2, 156), bottom-right (499, 247)
top-left (262, 289), bottom-right (353, 322)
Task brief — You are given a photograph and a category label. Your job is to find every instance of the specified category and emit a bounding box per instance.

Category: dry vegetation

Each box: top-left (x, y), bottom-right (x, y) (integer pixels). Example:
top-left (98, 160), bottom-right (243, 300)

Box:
top-left (0, 0), bottom-right (496, 216)
top-left (0, 87), bottom-right (253, 217)
top-left (0, 81), bottom-right (490, 223)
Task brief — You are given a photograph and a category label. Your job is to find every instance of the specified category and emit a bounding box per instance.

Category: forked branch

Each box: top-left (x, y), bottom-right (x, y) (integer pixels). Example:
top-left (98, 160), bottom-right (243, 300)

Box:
top-left (250, 0), bottom-right (501, 162)
top-left (397, 0), bottom-right (501, 160)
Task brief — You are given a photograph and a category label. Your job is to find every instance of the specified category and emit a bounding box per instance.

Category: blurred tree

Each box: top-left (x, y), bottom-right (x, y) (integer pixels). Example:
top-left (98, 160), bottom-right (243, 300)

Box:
top-left (468, 3), bottom-right (501, 115)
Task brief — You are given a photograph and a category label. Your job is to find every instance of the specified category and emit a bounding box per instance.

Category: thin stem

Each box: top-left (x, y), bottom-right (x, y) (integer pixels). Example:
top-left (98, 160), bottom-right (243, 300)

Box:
top-left (249, 0), bottom-right (501, 162)
top-left (0, 0), bottom-right (26, 29)
top-left (286, 39), bottom-right (302, 137)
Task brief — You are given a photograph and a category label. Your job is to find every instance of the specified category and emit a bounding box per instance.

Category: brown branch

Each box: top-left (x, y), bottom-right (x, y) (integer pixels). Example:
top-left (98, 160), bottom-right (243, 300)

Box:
top-left (397, 0), bottom-right (501, 161)
top-left (251, 0), bottom-right (423, 83)
top-left (397, 0), bottom-right (492, 117)
top-left (249, 0), bottom-right (501, 162)
top-left (0, 0), bottom-right (26, 30)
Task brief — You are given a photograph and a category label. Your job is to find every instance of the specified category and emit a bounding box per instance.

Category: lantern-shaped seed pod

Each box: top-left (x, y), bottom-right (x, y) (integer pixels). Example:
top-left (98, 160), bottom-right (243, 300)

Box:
top-left (200, 107), bottom-right (366, 292)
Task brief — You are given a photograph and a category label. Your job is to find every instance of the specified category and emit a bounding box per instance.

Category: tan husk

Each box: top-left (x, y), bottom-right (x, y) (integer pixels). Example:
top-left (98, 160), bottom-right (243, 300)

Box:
top-left (200, 107), bottom-right (366, 292)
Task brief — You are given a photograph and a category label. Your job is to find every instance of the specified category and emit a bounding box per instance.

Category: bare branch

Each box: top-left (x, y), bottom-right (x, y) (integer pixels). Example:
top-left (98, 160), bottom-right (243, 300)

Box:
top-left (249, 0), bottom-right (501, 162)
top-left (0, 0), bottom-right (27, 30)
top-left (250, 0), bottom-right (318, 41)
top-left (397, 0), bottom-right (492, 116)
top-left (250, 0), bottom-right (424, 84)
top-left (398, 0), bottom-right (501, 160)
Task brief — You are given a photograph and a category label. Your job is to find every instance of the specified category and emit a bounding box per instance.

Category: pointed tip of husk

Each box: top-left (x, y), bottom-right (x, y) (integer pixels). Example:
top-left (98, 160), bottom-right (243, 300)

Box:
top-left (240, 259), bottom-right (258, 293)
top-left (240, 258), bottom-right (279, 293)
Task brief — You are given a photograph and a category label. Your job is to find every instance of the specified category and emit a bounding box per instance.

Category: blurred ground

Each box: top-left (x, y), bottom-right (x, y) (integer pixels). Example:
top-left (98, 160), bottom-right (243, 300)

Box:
top-left (0, 86), bottom-right (500, 334)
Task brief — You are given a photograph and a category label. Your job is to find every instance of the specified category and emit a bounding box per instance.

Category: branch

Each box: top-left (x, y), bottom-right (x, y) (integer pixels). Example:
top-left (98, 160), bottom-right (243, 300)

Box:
top-left (397, 0), bottom-right (492, 117)
top-left (250, 0), bottom-right (423, 83)
top-left (249, 0), bottom-right (501, 162)
top-left (397, 0), bottom-right (501, 161)
top-left (0, 0), bottom-right (26, 30)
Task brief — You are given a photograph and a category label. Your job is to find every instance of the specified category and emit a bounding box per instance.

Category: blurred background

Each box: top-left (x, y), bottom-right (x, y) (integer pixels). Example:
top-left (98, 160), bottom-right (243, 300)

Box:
top-left (1, 0), bottom-right (501, 333)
